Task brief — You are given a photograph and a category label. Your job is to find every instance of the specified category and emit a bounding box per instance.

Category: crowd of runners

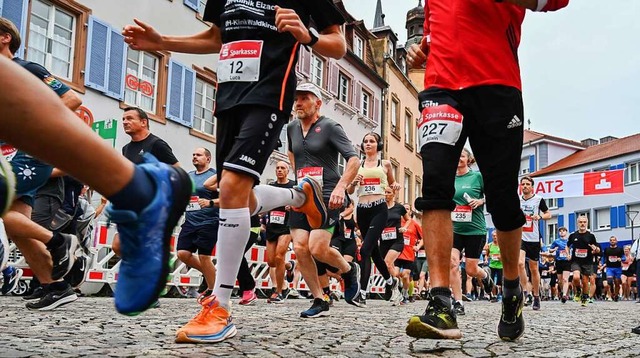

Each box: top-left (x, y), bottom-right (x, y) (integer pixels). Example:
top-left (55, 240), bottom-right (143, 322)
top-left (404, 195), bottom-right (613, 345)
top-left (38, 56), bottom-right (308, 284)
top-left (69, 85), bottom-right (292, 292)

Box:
top-left (2, 0), bottom-right (640, 347)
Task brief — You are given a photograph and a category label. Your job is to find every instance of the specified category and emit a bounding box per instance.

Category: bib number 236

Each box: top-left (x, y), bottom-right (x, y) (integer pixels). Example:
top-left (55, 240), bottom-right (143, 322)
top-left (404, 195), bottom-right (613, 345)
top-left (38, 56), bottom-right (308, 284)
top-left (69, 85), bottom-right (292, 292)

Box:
top-left (418, 105), bottom-right (463, 148)
top-left (217, 40), bottom-right (263, 83)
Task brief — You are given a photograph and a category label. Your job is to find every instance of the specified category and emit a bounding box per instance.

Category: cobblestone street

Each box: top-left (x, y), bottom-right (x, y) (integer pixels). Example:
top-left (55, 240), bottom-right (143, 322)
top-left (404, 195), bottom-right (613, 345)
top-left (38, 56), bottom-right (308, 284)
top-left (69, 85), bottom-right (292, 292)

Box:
top-left (0, 296), bottom-right (638, 357)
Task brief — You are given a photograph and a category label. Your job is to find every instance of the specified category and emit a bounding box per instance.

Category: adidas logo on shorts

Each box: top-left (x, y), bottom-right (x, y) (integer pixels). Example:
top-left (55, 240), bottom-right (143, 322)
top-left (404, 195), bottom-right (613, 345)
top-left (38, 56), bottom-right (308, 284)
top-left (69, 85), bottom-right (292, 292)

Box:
top-left (507, 115), bottom-right (522, 129)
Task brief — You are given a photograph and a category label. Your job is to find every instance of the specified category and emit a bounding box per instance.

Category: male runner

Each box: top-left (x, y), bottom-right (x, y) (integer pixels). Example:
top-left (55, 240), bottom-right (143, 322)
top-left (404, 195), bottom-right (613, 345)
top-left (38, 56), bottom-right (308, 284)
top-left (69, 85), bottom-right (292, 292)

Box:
top-left (549, 227), bottom-right (571, 302)
top-left (602, 236), bottom-right (624, 302)
top-left (123, 0), bottom-right (356, 343)
top-left (567, 216), bottom-right (600, 306)
top-left (404, 0), bottom-right (569, 341)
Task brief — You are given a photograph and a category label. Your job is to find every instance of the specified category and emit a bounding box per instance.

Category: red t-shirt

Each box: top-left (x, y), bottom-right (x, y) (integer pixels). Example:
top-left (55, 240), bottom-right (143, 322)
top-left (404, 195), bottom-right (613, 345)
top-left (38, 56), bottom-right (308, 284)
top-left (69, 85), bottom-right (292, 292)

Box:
top-left (399, 219), bottom-right (422, 262)
top-left (423, 0), bottom-right (569, 91)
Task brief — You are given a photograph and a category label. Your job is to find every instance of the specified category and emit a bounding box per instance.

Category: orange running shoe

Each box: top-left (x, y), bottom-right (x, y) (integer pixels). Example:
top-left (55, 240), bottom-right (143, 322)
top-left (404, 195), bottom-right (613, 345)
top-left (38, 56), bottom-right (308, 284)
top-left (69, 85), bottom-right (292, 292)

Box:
top-left (175, 296), bottom-right (237, 343)
top-left (291, 177), bottom-right (327, 229)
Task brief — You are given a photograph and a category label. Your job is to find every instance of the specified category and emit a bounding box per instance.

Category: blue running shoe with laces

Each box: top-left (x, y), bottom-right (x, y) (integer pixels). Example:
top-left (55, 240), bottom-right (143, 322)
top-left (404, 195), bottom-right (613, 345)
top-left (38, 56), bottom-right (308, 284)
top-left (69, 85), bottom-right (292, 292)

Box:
top-left (107, 154), bottom-right (192, 315)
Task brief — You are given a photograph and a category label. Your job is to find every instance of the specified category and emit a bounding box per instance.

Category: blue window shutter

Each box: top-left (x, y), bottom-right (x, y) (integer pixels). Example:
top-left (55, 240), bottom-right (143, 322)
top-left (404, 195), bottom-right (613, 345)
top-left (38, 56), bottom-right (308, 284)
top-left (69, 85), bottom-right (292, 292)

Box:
top-left (610, 207), bottom-right (618, 229)
top-left (539, 221), bottom-right (546, 242)
top-left (558, 198), bottom-right (564, 208)
top-left (529, 155), bottom-right (535, 173)
top-left (184, 0), bottom-right (199, 11)
top-left (616, 164), bottom-right (625, 170)
top-left (181, 67), bottom-right (196, 127)
top-left (85, 17), bottom-right (109, 92)
top-left (166, 60), bottom-right (185, 122)
top-left (568, 213), bottom-right (576, 233)
top-left (609, 165), bottom-right (616, 170)
top-left (618, 205), bottom-right (626, 228)
top-left (1, 0), bottom-right (28, 58)
top-left (558, 214), bottom-right (564, 228)
top-left (105, 28), bottom-right (126, 100)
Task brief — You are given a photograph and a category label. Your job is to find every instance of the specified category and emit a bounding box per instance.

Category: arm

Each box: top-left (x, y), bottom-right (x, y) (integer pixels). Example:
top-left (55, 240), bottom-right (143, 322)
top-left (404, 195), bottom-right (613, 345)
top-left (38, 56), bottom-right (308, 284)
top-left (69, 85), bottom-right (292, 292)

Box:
top-left (339, 204), bottom-right (354, 219)
top-left (60, 90), bottom-right (82, 111)
top-left (123, 19), bottom-right (222, 54)
top-left (399, 212), bottom-right (412, 233)
top-left (203, 175), bottom-right (218, 192)
top-left (384, 160), bottom-right (401, 191)
top-left (274, 7), bottom-right (346, 59)
top-left (331, 156), bottom-right (359, 209)
top-left (502, 0), bottom-right (569, 11)
top-left (287, 151), bottom-right (296, 176)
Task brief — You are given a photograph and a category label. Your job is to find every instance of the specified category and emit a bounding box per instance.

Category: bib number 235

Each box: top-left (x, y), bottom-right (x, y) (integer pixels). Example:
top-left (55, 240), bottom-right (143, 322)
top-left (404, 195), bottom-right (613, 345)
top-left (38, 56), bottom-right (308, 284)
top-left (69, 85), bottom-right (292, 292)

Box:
top-left (418, 105), bottom-right (463, 148)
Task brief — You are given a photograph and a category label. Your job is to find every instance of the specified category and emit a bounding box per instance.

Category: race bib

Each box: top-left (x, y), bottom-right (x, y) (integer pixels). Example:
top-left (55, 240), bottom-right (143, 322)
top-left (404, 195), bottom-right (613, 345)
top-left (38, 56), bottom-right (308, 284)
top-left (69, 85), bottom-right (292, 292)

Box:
top-left (542, 270), bottom-right (548, 276)
top-left (608, 256), bottom-right (620, 263)
top-left (558, 250), bottom-right (568, 258)
top-left (622, 264), bottom-right (630, 270)
top-left (523, 215), bottom-right (534, 233)
top-left (186, 196), bottom-right (201, 212)
top-left (1, 144), bottom-right (17, 162)
top-left (344, 229), bottom-right (352, 239)
top-left (417, 105), bottom-right (463, 148)
top-left (217, 40), bottom-right (263, 83)
top-left (575, 249), bottom-right (588, 258)
top-left (417, 250), bottom-right (426, 258)
top-left (403, 237), bottom-right (410, 246)
top-left (451, 205), bottom-right (472, 223)
top-left (357, 177), bottom-right (384, 196)
top-left (491, 254), bottom-right (501, 261)
top-left (381, 227), bottom-right (397, 241)
top-left (269, 211), bottom-right (286, 225)
top-left (297, 167), bottom-right (323, 188)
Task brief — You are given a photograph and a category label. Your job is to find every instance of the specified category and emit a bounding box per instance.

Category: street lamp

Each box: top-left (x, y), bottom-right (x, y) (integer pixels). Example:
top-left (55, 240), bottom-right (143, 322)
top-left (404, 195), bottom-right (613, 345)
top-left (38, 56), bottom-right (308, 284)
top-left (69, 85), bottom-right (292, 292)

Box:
top-left (626, 210), bottom-right (639, 242)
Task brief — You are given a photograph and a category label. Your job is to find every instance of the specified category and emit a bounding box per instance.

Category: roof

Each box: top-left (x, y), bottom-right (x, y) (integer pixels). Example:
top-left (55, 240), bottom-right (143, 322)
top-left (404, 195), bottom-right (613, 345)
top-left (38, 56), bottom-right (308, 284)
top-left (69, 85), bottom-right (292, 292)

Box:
top-left (532, 132), bottom-right (640, 176)
top-left (523, 129), bottom-right (585, 149)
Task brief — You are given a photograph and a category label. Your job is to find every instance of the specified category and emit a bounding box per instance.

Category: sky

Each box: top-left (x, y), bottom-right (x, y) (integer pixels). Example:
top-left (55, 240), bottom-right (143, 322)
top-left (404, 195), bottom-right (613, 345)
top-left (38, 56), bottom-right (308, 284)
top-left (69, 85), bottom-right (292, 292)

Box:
top-left (342, 0), bottom-right (640, 143)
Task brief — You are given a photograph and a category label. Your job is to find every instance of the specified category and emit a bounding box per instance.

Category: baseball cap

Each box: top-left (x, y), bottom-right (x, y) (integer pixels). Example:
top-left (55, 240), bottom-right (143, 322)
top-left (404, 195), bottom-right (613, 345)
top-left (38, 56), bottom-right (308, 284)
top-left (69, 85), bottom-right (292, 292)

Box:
top-left (295, 82), bottom-right (323, 101)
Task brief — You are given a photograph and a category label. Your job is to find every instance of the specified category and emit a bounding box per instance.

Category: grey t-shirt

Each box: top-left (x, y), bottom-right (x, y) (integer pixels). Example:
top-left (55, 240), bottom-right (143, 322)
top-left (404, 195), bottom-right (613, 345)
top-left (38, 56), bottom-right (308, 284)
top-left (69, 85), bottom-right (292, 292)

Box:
top-left (287, 116), bottom-right (357, 199)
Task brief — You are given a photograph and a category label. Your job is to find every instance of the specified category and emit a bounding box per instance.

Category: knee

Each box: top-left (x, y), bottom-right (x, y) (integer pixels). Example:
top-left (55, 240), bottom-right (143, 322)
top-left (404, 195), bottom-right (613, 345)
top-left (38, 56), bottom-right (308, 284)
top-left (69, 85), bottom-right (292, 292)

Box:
top-left (112, 236), bottom-right (121, 257)
top-left (177, 250), bottom-right (192, 263)
top-left (450, 257), bottom-right (460, 272)
top-left (293, 241), bottom-right (310, 256)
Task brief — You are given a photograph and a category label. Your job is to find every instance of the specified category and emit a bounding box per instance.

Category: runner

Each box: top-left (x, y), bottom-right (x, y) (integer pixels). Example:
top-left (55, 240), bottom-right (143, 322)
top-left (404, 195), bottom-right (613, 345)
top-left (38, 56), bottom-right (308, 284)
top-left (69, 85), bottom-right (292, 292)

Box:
top-left (264, 161), bottom-right (295, 304)
top-left (567, 215), bottom-right (600, 306)
top-left (602, 236), bottom-right (624, 302)
top-left (404, 0), bottom-right (569, 341)
top-left (621, 245), bottom-right (635, 300)
top-left (484, 231), bottom-right (503, 302)
top-left (381, 187), bottom-right (411, 306)
top-left (518, 176), bottom-right (551, 310)
top-left (449, 148), bottom-right (492, 315)
top-left (123, 1), bottom-right (353, 342)
top-left (549, 227), bottom-right (571, 302)
top-left (396, 204), bottom-right (423, 304)
top-left (346, 133), bottom-right (402, 307)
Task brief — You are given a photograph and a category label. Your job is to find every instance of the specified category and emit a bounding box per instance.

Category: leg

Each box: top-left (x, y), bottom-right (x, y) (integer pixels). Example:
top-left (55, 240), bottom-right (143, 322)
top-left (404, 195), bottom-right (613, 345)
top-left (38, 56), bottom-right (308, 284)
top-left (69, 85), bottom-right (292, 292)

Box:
top-left (450, 249), bottom-right (463, 301)
top-left (528, 260), bottom-right (541, 297)
top-left (291, 229), bottom-right (323, 299)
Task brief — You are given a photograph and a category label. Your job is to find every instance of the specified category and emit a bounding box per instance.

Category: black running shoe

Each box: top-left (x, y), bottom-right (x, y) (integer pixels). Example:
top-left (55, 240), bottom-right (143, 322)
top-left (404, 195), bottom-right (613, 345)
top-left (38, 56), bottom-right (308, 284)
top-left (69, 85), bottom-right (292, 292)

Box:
top-left (352, 291), bottom-right (367, 308)
top-left (497, 290), bottom-right (525, 341)
top-left (286, 260), bottom-right (296, 283)
top-left (453, 300), bottom-right (465, 316)
top-left (384, 277), bottom-right (399, 301)
top-left (406, 294), bottom-right (461, 339)
top-left (482, 266), bottom-right (495, 293)
top-left (22, 286), bottom-right (45, 301)
top-left (342, 262), bottom-right (361, 305)
top-left (25, 285), bottom-right (78, 311)
top-left (48, 234), bottom-right (78, 280)
top-left (524, 293), bottom-right (533, 306)
top-left (532, 296), bottom-right (540, 311)
top-left (300, 298), bottom-right (329, 318)
top-left (65, 255), bottom-right (88, 288)
top-left (632, 325), bottom-right (640, 335)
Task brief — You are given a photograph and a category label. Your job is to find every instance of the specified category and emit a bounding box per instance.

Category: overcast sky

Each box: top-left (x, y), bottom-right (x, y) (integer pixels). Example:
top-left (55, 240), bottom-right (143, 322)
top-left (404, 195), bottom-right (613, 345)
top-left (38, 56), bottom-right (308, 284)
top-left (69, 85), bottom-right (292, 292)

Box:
top-left (342, 0), bottom-right (640, 143)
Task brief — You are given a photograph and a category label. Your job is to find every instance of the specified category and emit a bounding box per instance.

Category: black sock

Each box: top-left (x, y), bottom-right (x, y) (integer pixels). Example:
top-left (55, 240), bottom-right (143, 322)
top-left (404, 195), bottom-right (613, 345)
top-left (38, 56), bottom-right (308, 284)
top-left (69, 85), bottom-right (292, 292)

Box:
top-left (49, 281), bottom-right (69, 292)
top-left (503, 278), bottom-right (521, 297)
top-left (45, 232), bottom-right (65, 250)
top-left (430, 287), bottom-right (452, 307)
top-left (107, 166), bottom-right (155, 213)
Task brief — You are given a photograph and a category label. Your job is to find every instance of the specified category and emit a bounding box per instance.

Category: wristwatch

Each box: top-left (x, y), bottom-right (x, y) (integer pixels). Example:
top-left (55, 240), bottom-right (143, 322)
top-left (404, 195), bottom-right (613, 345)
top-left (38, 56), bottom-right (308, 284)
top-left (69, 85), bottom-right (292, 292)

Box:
top-left (209, 199), bottom-right (214, 207)
top-left (304, 27), bottom-right (319, 47)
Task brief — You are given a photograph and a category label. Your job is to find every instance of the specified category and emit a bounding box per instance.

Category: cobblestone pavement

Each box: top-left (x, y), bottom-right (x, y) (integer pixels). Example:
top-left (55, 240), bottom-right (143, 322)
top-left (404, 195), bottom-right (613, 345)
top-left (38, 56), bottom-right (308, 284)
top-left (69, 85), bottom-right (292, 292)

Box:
top-left (0, 295), bottom-right (638, 357)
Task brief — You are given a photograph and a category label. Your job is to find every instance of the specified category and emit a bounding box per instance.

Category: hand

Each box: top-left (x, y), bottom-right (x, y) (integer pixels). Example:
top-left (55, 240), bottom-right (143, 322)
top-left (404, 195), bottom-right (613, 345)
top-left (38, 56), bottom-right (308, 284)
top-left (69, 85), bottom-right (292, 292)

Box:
top-left (399, 227), bottom-right (407, 234)
top-left (198, 198), bottom-right (209, 207)
top-left (390, 182), bottom-right (401, 191)
top-left (589, 244), bottom-right (598, 252)
top-left (123, 18), bottom-right (163, 51)
top-left (468, 198), bottom-right (483, 209)
top-left (352, 174), bottom-right (363, 187)
top-left (406, 43), bottom-right (427, 69)
top-left (413, 245), bottom-right (419, 252)
top-left (329, 187), bottom-right (345, 210)
top-left (275, 6), bottom-right (311, 43)
top-left (531, 214), bottom-right (541, 221)
top-left (285, 205), bottom-right (291, 211)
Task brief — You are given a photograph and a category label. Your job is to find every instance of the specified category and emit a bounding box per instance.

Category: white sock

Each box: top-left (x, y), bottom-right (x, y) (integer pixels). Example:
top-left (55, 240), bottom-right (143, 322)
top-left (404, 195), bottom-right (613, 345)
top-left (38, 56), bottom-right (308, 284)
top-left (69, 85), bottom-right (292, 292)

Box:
top-left (251, 184), bottom-right (305, 216)
top-left (212, 208), bottom-right (251, 309)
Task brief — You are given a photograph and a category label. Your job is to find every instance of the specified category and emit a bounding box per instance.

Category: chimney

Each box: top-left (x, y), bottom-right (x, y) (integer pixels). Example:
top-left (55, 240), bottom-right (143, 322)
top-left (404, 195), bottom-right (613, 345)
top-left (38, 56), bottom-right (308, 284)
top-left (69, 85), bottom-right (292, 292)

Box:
top-left (599, 136), bottom-right (618, 144)
top-left (580, 138), bottom-right (598, 147)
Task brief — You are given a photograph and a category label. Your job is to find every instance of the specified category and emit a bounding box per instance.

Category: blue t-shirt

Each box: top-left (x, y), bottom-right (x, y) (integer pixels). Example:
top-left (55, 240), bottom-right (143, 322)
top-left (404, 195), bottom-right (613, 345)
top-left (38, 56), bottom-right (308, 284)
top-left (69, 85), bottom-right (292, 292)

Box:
top-left (184, 168), bottom-right (218, 227)
top-left (550, 238), bottom-right (569, 261)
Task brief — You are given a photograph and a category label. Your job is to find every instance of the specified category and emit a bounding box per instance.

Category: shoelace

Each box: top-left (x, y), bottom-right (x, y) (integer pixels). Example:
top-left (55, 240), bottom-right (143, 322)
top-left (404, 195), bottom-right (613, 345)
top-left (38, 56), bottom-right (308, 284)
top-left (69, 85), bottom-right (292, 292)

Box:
top-left (197, 289), bottom-right (213, 304)
top-left (501, 295), bottom-right (520, 323)
top-left (192, 295), bottom-right (219, 323)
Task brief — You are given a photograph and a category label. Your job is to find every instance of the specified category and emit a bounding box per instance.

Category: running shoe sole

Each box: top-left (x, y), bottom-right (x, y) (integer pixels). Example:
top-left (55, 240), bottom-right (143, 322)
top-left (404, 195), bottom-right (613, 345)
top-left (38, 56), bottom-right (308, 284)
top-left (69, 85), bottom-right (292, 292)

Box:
top-left (26, 292), bottom-right (78, 311)
top-left (294, 177), bottom-right (327, 229)
top-left (300, 311), bottom-right (329, 318)
top-left (405, 316), bottom-right (462, 339)
top-left (0, 155), bottom-right (16, 217)
top-left (175, 324), bottom-right (237, 343)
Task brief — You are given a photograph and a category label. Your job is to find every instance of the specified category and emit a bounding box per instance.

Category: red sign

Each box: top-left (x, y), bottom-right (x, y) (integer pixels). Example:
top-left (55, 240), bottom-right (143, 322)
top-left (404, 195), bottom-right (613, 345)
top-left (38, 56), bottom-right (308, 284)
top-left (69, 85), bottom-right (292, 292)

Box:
top-left (219, 40), bottom-right (263, 60)
top-left (75, 105), bottom-right (94, 127)
top-left (139, 81), bottom-right (154, 96)
top-left (583, 170), bottom-right (624, 196)
top-left (1, 144), bottom-right (16, 160)
top-left (125, 74), bottom-right (139, 91)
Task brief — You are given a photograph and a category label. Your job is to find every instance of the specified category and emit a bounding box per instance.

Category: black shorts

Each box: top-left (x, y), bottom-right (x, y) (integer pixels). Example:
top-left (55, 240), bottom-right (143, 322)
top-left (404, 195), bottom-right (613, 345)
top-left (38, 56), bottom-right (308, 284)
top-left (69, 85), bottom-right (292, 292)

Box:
top-left (453, 233), bottom-right (486, 259)
top-left (380, 238), bottom-right (404, 257)
top-left (394, 258), bottom-right (414, 271)
top-left (415, 86), bottom-right (526, 232)
top-left (265, 225), bottom-right (290, 243)
top-left (556, 260), bottom-right (571, 273)
top-left (330, 237), bottom-right (357, 258)
top-left (289, 198), bottom-right (339, 232)
top-left (521, 241), bottom-right (541, 261)
top-left (571, 262), bottom-right (594, 276)
top-left (176, 222), bottom-right (218, 255)
top-left (215, 105), bottom-right (288, 182)
top-left (490, 267), bottom-right (503, 285)
top-left (550, 273), bottom-right (558, 287)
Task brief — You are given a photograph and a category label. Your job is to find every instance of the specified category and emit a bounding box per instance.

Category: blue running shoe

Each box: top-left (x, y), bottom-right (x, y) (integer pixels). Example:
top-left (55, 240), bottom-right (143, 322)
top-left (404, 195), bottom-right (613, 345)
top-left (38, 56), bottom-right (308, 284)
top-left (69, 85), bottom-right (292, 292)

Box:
top-left (342, 261), bottom-right (361, 306)
top-left (108, 154), bottom-right (192, 315)
top-left (0, 154), bottom-right (16, 217)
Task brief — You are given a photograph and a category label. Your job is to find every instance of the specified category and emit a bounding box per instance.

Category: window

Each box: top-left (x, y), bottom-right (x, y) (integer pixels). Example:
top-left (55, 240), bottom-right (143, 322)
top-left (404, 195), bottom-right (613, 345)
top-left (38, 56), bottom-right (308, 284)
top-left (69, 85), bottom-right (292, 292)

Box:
top-left (338, 72), bottom-right (349, 103)
top-left (404, 110), bottom-right (413, 147)
top-left (27, 0), bottom-right (76, 79)
top-left (338, 156), bottom-right (345, 175)
top-left (193, 77), bottom-right (216, 136)
top-left (628, 162), bottom-right (640, 184)
top-left (546, 198), bottom-right (558, 210)
top-left (575, 211), bottom-right (591, 230)
top-left (124, 49), bottom-right (159, 113)
top-left (404, 171), bottom-right (411, 203)
top-left (198, 0), bottom-right (207, 17)
top-left (311, 54), bottom-right (324, 88)
top-left (594, 208), bottom-right (611, 230)
top-left (391, 98), bottom-right (399, 135)
top-left (415, 177), bottom-right (422, 203)
top-left (362, 91), bottom-right (371, 118)
top-left (353, 35), bottom-right (364, 59)
top-left (626, 203), bottom-right (640, 228)
top-left (546, 220), bottom-right (558, 246)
